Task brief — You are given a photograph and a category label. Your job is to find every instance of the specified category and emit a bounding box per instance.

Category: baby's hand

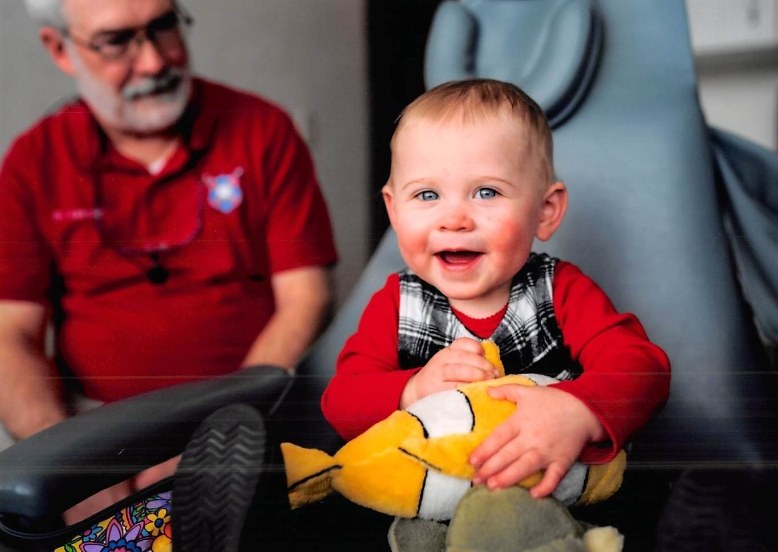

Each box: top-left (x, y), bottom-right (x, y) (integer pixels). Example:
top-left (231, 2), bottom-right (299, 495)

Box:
top-left (400, 337), bottom-right (498, 407)
top-left (470, 384), bottom-right (604, 498)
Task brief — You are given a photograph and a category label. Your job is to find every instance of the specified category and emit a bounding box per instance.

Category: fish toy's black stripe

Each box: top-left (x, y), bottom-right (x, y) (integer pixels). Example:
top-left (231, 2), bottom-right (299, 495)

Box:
top-left (458, 389), bottom-right (476, 432)
top-left (416, 470), bottom-right (428, 516)
top-left (287, 464), bottom-right (342, 492)
top-left (406, 411), bottom-right (429, 438)
top-left (398, 447), bottom-right (443, 472)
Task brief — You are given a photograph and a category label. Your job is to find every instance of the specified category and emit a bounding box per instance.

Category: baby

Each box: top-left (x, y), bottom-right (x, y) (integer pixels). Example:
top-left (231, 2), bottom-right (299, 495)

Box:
top-left (322, 79), bottom-right (670, 498)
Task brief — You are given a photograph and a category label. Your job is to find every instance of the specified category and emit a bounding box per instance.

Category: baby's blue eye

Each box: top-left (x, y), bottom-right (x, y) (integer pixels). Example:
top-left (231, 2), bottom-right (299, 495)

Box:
top-left (476, 188), bottom-right (498, 199)
top-left (417, 190), bottom-right (439, 201)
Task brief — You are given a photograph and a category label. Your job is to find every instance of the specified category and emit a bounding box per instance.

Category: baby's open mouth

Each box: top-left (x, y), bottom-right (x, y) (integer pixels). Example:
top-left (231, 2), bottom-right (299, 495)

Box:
top-left (436, 250), bottom-right (482, 265)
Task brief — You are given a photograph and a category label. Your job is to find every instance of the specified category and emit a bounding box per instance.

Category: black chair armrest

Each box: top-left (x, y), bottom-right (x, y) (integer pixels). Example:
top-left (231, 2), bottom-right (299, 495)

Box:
top-left (0, 365), bottom-right (291, 523)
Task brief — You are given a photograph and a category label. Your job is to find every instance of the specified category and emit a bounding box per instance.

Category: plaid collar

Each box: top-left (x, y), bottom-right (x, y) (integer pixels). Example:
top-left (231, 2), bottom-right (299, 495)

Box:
top-left (397, 253), bottom-right (573, 379)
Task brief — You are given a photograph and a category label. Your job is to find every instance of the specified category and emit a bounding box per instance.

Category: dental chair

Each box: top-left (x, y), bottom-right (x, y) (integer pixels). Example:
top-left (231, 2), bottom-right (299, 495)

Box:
top-left (2, 0), bottom-right (778, 550)
top-left (425, 0), bottom-right (778, 549)
top-left (424, 0), bottom-right (778, 462)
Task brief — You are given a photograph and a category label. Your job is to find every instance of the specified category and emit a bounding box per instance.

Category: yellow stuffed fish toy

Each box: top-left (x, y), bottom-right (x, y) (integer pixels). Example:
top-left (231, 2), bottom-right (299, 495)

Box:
top-left (282, 341), bottom-right (626, 521)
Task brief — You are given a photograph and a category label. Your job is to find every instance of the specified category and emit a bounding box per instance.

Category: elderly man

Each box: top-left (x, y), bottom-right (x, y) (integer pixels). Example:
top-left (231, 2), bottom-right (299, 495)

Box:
top-left (0, 0), bottom-right (337, 455)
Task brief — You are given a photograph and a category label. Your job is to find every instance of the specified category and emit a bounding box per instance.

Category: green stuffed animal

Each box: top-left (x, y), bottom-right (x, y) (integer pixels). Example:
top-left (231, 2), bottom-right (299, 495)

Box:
top-left (389, 485), bottom-right (624, 552)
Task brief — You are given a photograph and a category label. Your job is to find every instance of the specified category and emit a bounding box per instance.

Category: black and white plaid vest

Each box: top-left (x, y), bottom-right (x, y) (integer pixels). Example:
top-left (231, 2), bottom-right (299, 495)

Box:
top-left (397, 253), bottom-right (581, 380)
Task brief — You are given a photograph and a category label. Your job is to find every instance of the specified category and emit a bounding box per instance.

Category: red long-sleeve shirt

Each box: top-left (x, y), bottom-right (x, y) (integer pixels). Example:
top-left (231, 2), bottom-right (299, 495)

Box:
top-left (321, 261), bottom-right (670, 463)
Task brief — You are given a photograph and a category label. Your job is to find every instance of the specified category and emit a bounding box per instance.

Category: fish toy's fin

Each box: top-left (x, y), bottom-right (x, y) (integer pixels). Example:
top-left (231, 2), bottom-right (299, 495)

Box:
top-left (400, 433), bottom-right (482, 479)
top-left (281, 442), bottom-right (340, 509)
top-left (481, 339), bottom-right (505, 377)
top-left (579, 449), bottom-right (627, 504)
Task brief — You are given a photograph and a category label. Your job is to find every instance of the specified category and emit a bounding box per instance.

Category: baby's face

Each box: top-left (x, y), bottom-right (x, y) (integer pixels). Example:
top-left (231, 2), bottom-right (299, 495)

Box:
top-left (384, 114), bottom-right (550, 317)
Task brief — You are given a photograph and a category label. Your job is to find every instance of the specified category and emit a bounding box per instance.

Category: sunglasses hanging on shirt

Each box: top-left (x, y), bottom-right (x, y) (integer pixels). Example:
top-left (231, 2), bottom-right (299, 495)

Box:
top-left (147, 252), bottom-right (171, 284)
top-left (95, 174), bottom-right (205, 285)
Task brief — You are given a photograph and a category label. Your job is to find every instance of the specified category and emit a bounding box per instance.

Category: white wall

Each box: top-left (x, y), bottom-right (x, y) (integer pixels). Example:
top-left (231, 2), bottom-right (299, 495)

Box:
top-left (687, 0), bottom-right (778, 150)
top-left (0, 1), bottom-right (370, 304)
top-left (696, 60), bottom-right (778, 150)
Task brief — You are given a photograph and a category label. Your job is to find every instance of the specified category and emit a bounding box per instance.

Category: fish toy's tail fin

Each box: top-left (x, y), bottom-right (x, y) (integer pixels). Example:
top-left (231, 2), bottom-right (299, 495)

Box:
top-left (281, 442), bottom-right (340, 509)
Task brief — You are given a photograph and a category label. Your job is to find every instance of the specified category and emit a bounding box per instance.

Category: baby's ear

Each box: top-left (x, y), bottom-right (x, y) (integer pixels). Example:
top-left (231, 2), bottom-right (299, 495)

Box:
top-left (382, 182), bottom-right (398, 228)
top-left (535, 182), bottom-right (568, 241)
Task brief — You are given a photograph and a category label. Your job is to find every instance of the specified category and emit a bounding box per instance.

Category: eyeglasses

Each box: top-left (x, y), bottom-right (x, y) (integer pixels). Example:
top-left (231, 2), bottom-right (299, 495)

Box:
top-left (61, 3), bottom-right (193, 61)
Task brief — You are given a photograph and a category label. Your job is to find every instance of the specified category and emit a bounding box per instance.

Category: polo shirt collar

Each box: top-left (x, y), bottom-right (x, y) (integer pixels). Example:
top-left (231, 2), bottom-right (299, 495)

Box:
top-left (183, 78), bottom-right (218, 154)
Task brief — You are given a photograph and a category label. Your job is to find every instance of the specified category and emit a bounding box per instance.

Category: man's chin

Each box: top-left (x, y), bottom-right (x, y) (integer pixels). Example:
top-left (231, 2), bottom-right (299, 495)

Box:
top-left (120, 96), bottom-right (188, 134)
top-left (121, 113), bottom-right (180, 135)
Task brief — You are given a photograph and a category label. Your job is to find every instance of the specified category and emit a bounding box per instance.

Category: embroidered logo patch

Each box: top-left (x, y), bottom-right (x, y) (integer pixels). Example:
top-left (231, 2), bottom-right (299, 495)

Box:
top-left (203, 167), bottom-right (244, 214)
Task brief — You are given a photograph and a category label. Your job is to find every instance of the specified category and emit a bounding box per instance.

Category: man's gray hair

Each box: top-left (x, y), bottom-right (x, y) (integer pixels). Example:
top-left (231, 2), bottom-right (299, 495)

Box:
top-left (23, 0), bottom-right (67, 29)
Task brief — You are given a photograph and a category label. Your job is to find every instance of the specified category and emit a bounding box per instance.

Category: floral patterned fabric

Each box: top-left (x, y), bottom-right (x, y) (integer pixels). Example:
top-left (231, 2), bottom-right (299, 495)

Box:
top-left (55, 491), bottom-right (172, 552)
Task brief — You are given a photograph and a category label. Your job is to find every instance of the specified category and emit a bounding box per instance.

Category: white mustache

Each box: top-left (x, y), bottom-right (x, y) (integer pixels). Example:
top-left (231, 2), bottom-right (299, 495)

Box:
top-left (122, 69), bottom-right (184, 101)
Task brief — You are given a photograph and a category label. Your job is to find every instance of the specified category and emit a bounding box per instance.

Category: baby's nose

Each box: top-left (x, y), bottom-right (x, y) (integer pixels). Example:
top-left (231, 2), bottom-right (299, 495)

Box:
top-left (438, 200), bottom-right (475, 231)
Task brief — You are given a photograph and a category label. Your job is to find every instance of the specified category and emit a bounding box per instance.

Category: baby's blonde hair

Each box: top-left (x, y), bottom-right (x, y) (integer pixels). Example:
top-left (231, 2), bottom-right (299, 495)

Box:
top-left (392, 79), bottom-right (555, 184)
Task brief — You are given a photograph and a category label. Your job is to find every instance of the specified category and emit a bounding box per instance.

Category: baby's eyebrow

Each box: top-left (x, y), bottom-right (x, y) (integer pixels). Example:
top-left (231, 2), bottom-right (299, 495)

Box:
top-left (474, 176), bottom-right (514, 186)
top-left (398, 178), bottom-right (434, 191)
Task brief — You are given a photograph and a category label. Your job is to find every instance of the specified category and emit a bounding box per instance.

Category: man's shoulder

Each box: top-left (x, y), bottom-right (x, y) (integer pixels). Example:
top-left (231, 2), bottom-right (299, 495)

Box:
top-left (190, 77), bottom-right (297, 144)
top-left (4, 98), bottom-right (92, 161)
top-left (35, 96), bottom-right (89, 126)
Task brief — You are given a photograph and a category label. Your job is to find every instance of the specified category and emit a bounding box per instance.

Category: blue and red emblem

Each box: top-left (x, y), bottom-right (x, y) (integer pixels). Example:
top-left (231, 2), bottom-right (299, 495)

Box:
top-left (203, 167), bottom-right (244, 214)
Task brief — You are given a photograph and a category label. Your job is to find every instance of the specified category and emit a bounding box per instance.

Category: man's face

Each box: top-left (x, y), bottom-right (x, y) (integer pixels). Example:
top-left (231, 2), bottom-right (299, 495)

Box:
top-left (60, 0), bottom-right (191, 135)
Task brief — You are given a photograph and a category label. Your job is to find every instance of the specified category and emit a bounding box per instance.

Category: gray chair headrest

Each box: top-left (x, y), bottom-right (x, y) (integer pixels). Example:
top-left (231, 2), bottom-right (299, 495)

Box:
top-left (424, 0), bottom-right (602, 127)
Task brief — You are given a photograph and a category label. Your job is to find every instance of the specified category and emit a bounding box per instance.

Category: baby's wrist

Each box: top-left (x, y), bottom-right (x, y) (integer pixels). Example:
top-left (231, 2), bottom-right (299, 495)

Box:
top-left (586, 415), bottom-right (606, 443)
top-left (563, 391), bottom-right (606, 443)
top-left (399, 374), bottom-right (418, 409)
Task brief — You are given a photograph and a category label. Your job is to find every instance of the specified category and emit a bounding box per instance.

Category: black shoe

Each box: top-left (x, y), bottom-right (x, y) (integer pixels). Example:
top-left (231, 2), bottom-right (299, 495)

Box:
top-left (172, 403), bottom-right (266, 552)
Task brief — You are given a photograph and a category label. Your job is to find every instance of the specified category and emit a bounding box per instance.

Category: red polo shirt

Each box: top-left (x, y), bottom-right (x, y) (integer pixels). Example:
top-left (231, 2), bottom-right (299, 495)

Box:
top-left (0, 78), bottom-right (338, 401)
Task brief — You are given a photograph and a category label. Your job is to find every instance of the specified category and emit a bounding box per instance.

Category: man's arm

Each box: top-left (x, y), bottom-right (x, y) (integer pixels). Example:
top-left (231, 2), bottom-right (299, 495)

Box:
top-left (0, 300), bottom-right (67, 440)
top-left (241, 265), bottom-right (333, 371)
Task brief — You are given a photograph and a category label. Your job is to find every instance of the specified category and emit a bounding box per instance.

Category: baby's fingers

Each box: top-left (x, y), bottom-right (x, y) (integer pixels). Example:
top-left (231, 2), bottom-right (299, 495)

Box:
top-left (448, 337), bottom-right (485, 352)
top-left (444, 362), bottom-right (497, 384)
top-left (529, 462), bottom-right (567, 498)
top-left (446, 344), bottom-right (496, 369)
top-left (486, 383), bottom-right (529, 402)
top-left (478, 448), bottom-right (546, 491)
top-left (470, 420), bottom-right (519, 471)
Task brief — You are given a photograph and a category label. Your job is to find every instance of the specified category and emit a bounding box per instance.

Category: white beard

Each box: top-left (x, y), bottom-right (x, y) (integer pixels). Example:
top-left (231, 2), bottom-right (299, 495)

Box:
top-left (68, 43), bottom-right (191, 135)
